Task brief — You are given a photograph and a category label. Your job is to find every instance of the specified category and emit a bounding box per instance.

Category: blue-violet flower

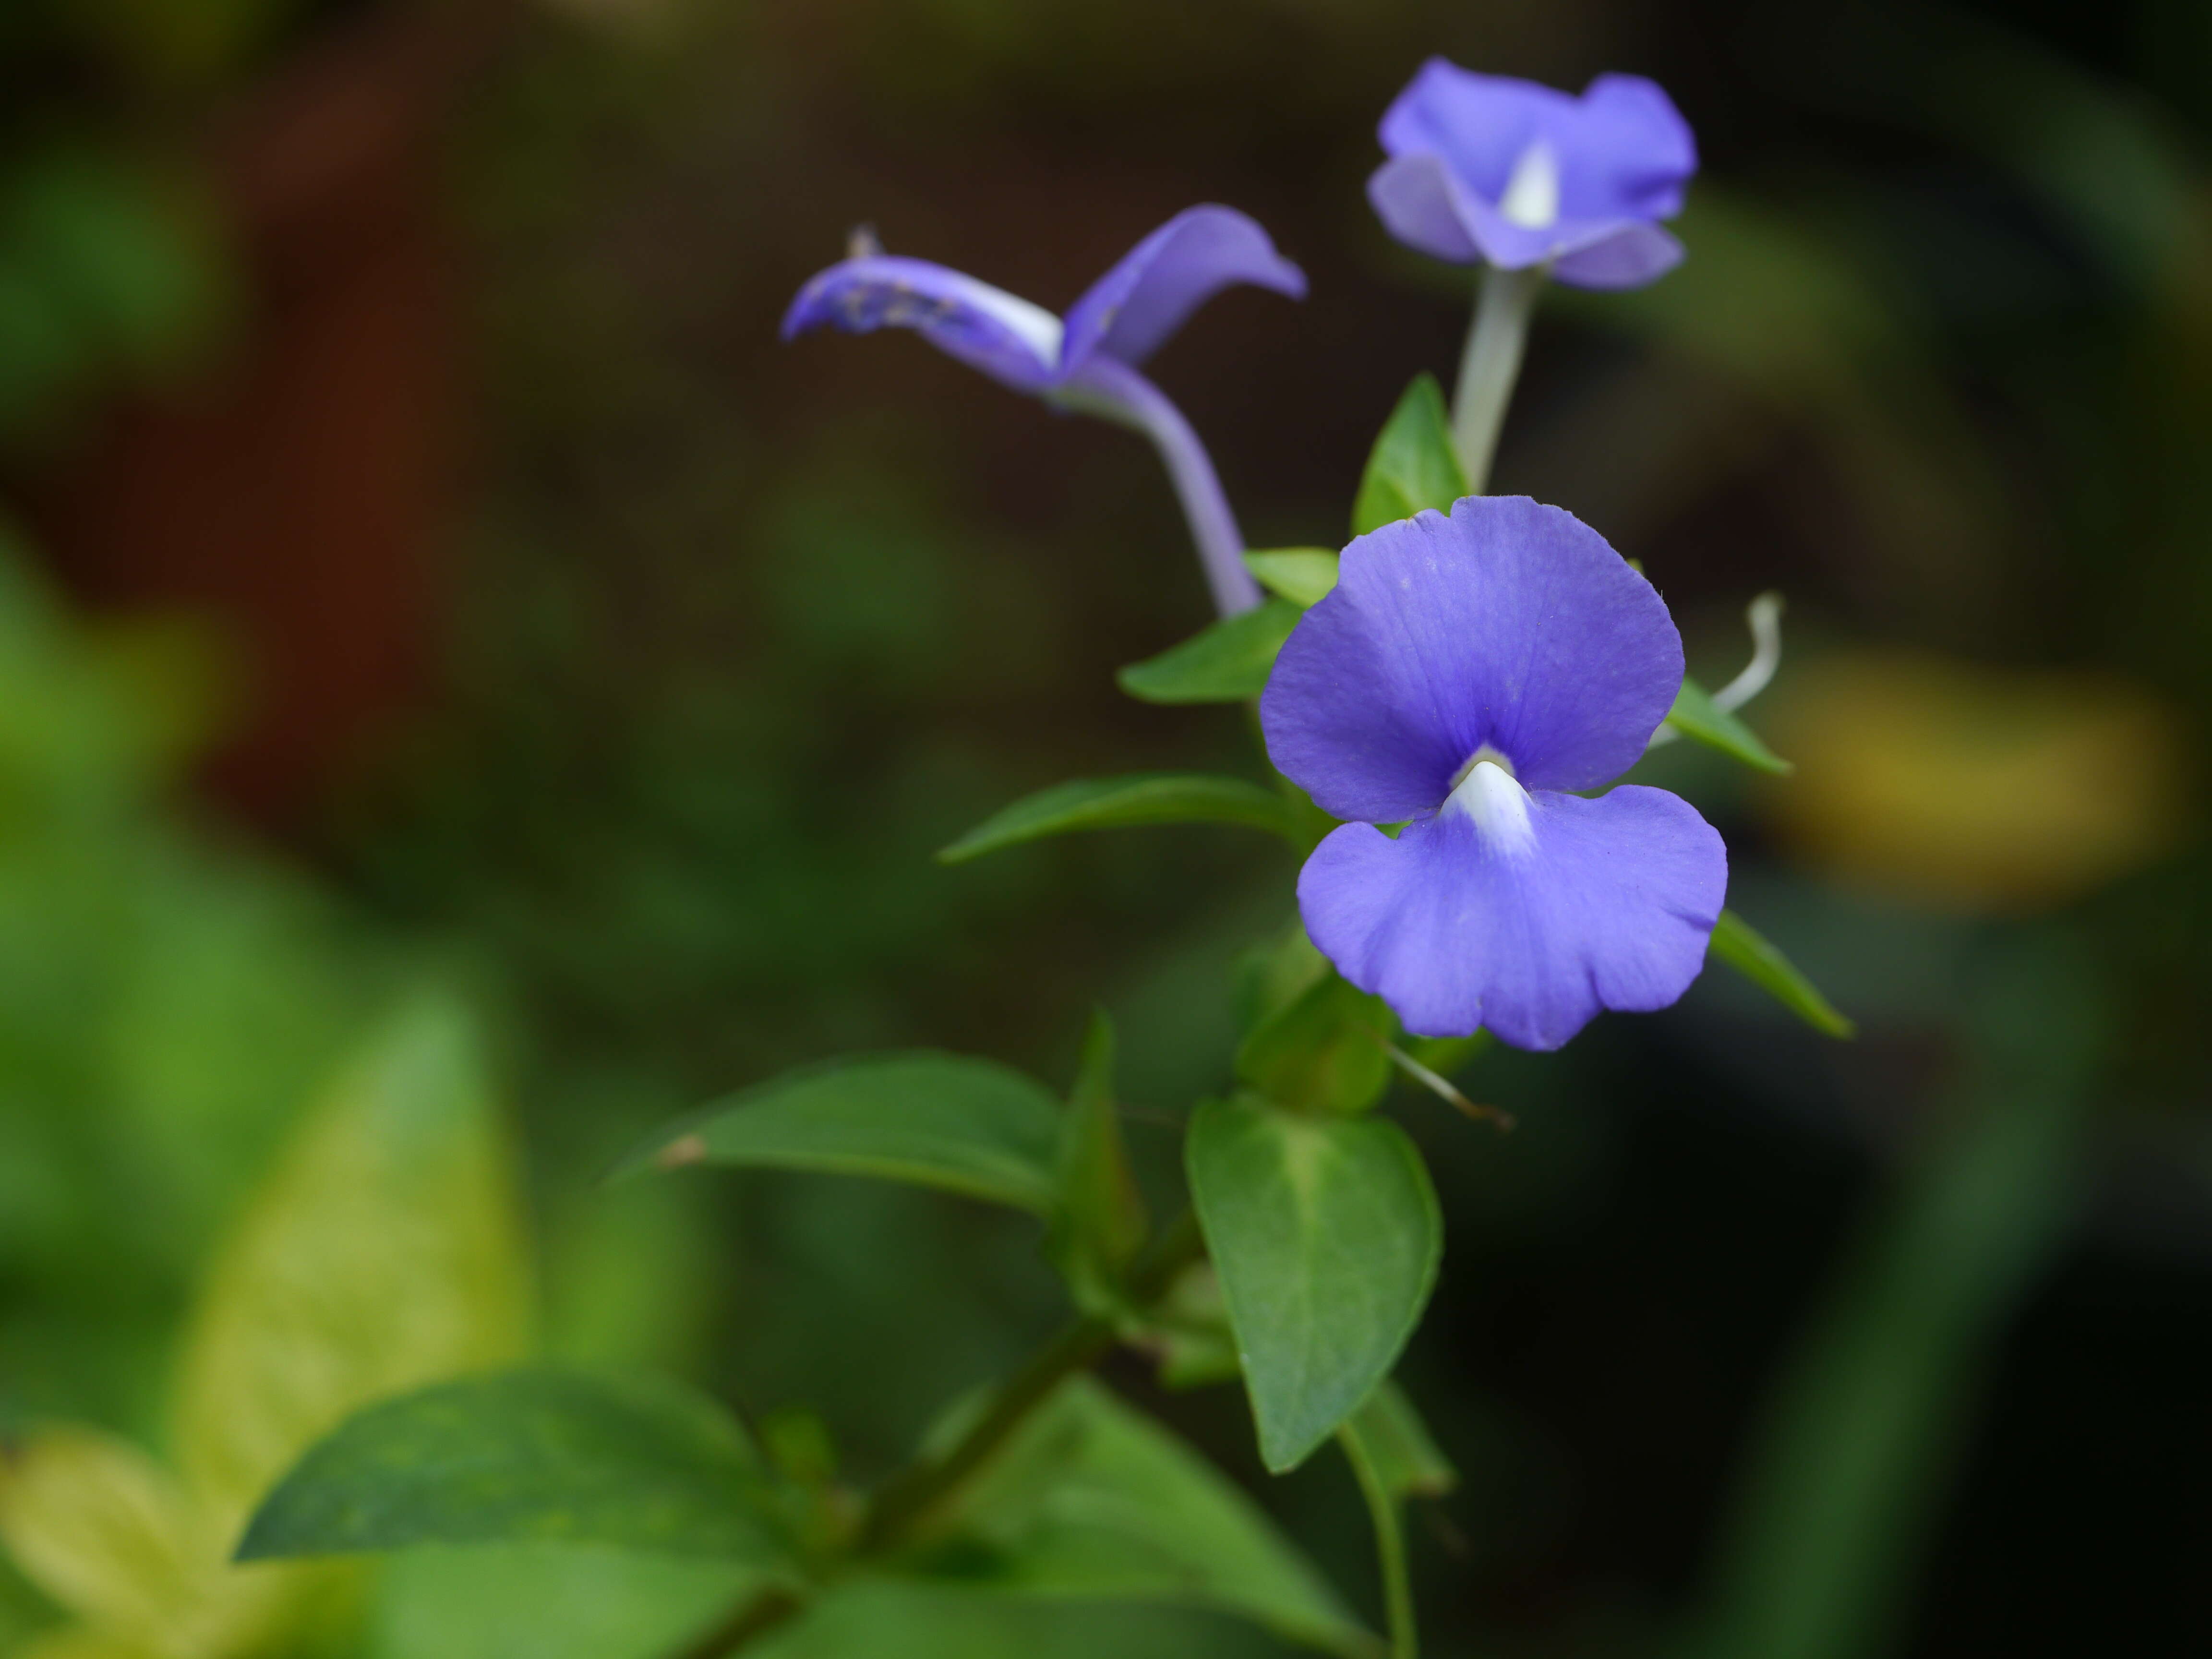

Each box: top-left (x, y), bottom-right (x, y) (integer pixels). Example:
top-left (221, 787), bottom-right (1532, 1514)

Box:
top-left (1260, 497), bottom-right (1726, 1050)
top-left (782, 206), bottom-right (1305, 616)
top-left (1368, 59), bottom-right (1696, 289)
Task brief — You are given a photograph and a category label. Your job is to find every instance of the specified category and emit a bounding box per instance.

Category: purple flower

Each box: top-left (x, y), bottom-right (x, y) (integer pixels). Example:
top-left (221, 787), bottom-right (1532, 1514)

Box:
top-left (782, 206), bottom-right (1306, 615)
top-left (1368, 60), bottom-right (1696, 289)
top-left (1260, 497), bottom-right (1726, 1050)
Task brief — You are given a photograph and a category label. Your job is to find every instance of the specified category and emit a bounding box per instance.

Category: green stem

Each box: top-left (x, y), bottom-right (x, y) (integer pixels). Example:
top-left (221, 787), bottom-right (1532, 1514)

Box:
top-left (1341, 1425), bottom-right (1418, 1659)
top-left (861, 1205), bottom-right (1204, 1551)
top-left (680, 1206), bottom-right (1212, 1658)
top-left (858, 1311), bottom-right (1118, 1550)
top-left (671, 1587), bottom-right (804, 1659)
top-left (1449, 264), bottom-right (1545, 493)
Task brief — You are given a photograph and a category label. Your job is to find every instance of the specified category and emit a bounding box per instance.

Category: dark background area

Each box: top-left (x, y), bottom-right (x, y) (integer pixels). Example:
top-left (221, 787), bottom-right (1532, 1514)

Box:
top-left (0, 0), bottom-right (2207, 1655)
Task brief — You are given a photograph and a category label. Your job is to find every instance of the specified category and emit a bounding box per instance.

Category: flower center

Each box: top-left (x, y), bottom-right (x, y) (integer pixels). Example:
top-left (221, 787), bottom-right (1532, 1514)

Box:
top-left (1498, 140), bottom-right (1561, 229)
top-left (1443, 757), bottom-right (1537, 858)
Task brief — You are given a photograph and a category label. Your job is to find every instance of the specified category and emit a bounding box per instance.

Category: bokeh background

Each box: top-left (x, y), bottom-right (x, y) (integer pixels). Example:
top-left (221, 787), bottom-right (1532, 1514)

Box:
top-left (1, 0), bottom-right (2207, 1655)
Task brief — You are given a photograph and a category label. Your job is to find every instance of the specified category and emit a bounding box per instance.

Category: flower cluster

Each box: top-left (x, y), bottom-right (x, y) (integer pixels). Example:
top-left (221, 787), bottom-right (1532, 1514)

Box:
top-left (786, 60), bottom-right (1740, 1053)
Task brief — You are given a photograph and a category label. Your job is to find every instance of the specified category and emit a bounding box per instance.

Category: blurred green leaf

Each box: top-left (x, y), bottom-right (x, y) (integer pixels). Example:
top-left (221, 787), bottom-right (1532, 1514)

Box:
top-left (1116, 600), bottom-right (1301, 705)
top-left (239, 1370), bottom-right (793, 1565)
top-left (1240, 550), bottom-right (1340, 609)
top-left (373, 1544), bottom-right (762, 1659)
top-left (905, 1378), bottom-right (1375, 1657)
top-left (750, 1584), bottom-right (1298, 1659)
top-left (1692, 946), bottom-right (2100, 1659)
top-left (1709, 911), bottom-right (1856, 1039)
top-left (622, 1053), bottom-right (1065, 1214)
top-left (1233, 923), bottom-right (1331, 1036)
top-left (1186, 1096), bottom-right (1441, 1473)
top-left (938, 775), bottom-right (1298, 864)
top-left (1234, 972), bottom-right (1394, 1117)
top-left (172, 997), bottom-right (535, 1546)
top-left (1046, 1012), bottom-right (1148, 1313)
top-left (1340, 1382), bottom-right (1455, 1505)
top-left (1665, 676), bottom-right (1792, 774)
top-left (1351, 374), bottom-right (1469, 536)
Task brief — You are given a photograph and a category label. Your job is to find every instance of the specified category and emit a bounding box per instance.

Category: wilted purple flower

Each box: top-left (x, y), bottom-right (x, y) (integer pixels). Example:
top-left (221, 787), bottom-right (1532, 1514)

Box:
top-left (1368, 60), bottom-right (1696, 289)
top-left (1260, 497), bottom-right (1726, 1050)
top-left (782, 206), bottom-right (1305, 615)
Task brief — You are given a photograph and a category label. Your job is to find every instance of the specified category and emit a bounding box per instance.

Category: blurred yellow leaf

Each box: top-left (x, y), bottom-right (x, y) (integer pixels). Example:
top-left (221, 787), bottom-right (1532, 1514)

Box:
top-left (1758, 649), bottom-right (2190, 912)
top-left (0, 995), bottom-right (537, 1659)
top-left (0, 1427), bottom-right (204, 1647)
top-left (172, 994), bottom-right (535, 1546)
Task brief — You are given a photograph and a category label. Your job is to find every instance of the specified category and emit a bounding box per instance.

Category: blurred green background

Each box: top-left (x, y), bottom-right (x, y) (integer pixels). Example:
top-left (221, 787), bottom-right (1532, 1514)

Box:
top-left (0, 0), bottom-right (2206, 1655)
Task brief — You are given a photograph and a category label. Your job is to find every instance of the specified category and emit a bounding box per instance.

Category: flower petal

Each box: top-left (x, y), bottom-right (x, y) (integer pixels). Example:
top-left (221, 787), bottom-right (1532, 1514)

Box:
top-left (1378, 60), bottom-right (1572, 200)
top-left (1059, 205), bottom-right (1306, 374)
top-left (1297, 784), bottom-right (1726, 1049)
top-left (1259, 496), bottom-right (1683, 819)
top-left (1368, 154), bottom-right (1682, 274)
top-left (1548, 222), bottom-right (1685, 289)
top-left (1570, 73), bottom-right (1699, 221)
top-left (781, 255), bottom-right (1064, 393)
top-left (1374, 60), bottom-right (1696, 255)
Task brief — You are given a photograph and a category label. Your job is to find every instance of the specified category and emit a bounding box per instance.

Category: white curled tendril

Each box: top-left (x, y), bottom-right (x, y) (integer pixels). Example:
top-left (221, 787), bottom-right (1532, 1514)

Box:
top-left (1647, 590), bottom-right (1785, 749)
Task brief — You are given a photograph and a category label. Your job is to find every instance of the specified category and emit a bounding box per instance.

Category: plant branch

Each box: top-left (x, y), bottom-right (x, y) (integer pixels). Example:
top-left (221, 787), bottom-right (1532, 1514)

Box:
top-left (681, 1205), bottom-right (1211, 1659)
top-left (670, 1587), bottom-right (804, 1659)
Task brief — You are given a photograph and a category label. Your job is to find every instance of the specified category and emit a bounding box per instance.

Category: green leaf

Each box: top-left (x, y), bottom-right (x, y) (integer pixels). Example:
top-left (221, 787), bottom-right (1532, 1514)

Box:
top-left (1233, 923), bottom-right (1331, 1036)
top-left (1241, 549), bottom-right (1340, 609)
top-left (237, 1369), bottom-right (792, 1564)
top-left (1046, 1012), bottom-right (1148, 1312)
top-left (1340, 1382), bottom-right (1455, 1504)
top-left (620, 1052), bottom-right (1066, 1214)
top-left (1664, 675), bottom-right (1792, 773)
top-left (1709, 910), bottom-right (1856, 1038)
top-left (1116, 599), bottom-right (1301, 705)
top-left (1234, 973), bottom-right (1395, 1116)
top-left (906, 1378), bottom-right (1375, 1657)
top-left (938, 774), bottom-right (1296, 864)
top-left (1186, 1097), bottom-right (1443, 1473)
top-left (1351, 374), bottom-right (1470, 536)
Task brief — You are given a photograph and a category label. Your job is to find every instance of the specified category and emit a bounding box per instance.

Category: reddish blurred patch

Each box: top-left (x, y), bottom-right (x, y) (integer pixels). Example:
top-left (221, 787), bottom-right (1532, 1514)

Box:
top-left (23, 7), bottom-right (505, 830)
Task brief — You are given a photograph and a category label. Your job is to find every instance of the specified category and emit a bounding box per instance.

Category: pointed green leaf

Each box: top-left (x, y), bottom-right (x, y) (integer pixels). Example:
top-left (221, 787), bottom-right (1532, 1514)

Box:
top-left (908, 1378), bottom-right (1376, 1657)
top-left (1047, 1011), bottom-right (1148, 1311)
top-left (620, 1053), bottom-right (1065, 1214)
top-left (1709, 910), bottom-right (1856, 1038)
top-left (237, 1370), bottom-right (792, 1564)
top-left (938, 774), bottom-right (1297, 864)
top-left (1351, 374), bottom-right (1470, 536)
top-left (1241, 549), bottom-right (1340, 609)
top-left (1187, 1097), bottom-right (1442, 1473)
top-left (1341, 1382), bottom-right (1455, 1504)
top-left (1234, 972), bottom-right (1395, 1116)
top-left (1116, 599), bottom-right (1301, 705)
top-left (1664, 675), bottom-right (1792, 773)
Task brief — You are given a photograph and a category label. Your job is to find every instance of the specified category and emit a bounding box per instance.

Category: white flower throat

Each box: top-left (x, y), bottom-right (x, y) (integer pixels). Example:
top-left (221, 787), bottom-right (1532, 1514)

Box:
top-left (1443, 748), bottom-right (1537, 857)
top-left (1498, 139), bottom-right (1561, 229)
